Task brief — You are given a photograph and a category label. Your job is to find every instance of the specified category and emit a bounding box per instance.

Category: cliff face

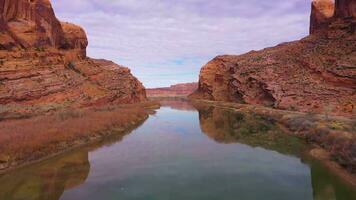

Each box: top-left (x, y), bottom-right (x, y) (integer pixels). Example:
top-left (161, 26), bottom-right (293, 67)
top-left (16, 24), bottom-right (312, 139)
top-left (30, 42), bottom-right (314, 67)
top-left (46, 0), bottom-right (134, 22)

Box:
top-left (0, 0), bottom-right (146, 107)
top-left (147, 82), bottom-right (198, 97)
top-left (191, 0), bottom-right (356, 116)
top-left (310, 0), bottom-right (335, 34)
top-left (0, 0), bottom-right (65, 49)
top-left (335, 0), bottom-right (356, 18)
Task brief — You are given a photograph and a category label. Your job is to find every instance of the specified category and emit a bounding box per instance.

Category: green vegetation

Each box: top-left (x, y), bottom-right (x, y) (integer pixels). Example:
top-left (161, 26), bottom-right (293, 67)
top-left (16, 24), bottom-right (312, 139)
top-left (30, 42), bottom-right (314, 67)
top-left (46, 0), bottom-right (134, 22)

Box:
top-left (34, 47), bottom-right (45, 52)
top-left (67, 61), bottom-right (82, 74)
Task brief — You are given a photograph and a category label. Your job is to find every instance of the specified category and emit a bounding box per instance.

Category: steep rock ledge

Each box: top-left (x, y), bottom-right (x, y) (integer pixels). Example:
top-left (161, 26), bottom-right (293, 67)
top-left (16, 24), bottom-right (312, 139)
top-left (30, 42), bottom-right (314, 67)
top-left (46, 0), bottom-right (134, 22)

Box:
top-left (0, 0), bottom-right (146, 108)
top-left (190, 0), bottom-right (356, 116)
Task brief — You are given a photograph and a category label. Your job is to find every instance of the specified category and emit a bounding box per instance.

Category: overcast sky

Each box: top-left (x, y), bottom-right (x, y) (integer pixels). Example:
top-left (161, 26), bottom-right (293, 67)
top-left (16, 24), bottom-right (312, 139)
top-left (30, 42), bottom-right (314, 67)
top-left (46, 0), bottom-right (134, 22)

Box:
top-left (52, 0), bottom-right (311, 88)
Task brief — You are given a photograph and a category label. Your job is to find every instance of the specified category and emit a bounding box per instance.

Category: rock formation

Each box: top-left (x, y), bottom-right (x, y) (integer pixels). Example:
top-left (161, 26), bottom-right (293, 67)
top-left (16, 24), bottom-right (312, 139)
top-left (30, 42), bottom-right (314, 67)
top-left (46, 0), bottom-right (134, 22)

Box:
top-left (310, 0), bottom-right (335, 34)
top-left (0, 0), bottom-right (146, 108)
top-left (0, 0), bottom-right (65, 49)
top-left (190, 0), bottom-right (356, 116)
top-left (146, 82), bottom-right (198, 97)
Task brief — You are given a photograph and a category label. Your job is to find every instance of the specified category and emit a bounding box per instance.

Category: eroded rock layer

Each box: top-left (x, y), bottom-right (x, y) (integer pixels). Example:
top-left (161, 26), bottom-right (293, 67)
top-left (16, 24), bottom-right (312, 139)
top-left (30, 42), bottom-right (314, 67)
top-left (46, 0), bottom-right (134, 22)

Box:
top-left (0, 0), bottom-right (146, 107)
top-left (191, 0), bottom-right (356, 116)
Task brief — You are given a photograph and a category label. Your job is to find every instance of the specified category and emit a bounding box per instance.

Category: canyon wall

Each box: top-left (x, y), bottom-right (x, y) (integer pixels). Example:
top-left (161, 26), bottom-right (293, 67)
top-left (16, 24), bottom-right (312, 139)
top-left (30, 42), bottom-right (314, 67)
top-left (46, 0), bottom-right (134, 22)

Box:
top-left (147, 82), bottom-right (198, 97)
top-left (0, 0), bottom-right (146, 108)
top-left (310, 0), bottom-right (335, 34)
top-left (190, 0), bottom-right (356, 116)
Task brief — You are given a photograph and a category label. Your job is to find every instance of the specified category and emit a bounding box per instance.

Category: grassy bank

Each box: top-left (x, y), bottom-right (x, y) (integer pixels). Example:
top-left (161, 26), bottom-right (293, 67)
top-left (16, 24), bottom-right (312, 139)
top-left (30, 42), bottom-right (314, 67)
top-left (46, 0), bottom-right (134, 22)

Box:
top-left (0, 101), bottom-right (160, 173)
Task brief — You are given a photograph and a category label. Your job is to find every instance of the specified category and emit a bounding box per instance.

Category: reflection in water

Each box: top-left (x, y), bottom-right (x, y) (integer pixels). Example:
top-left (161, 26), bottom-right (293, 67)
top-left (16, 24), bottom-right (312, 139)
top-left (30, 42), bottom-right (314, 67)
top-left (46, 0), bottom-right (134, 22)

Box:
top-left (0, 116), bottom-right (147, 200)
top-left (310, 161), bottom-right (356, 200)
top-left (192, 102), bottom-right (356, 200)
top-left (193, 103), bottom-right (305, 156)
top-left (0, 150), bottom-right (90, 200)
top-left (155, 97), bottom-right (196, 111)
top-left (0, 100), bottom-right (355, 200)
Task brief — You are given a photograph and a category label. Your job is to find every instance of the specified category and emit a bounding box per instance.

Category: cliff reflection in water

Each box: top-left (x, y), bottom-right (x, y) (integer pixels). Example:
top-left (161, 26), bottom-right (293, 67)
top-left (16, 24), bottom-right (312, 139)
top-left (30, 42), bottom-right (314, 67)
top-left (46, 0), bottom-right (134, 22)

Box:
top-left (193, 103), bottom-right (305, 156)
top-left (0, 115), bottom-right (148, 200)
top-left (192, 101), bottom-right (356, 200)
top-left (0, 149), bottom-right (90, 200)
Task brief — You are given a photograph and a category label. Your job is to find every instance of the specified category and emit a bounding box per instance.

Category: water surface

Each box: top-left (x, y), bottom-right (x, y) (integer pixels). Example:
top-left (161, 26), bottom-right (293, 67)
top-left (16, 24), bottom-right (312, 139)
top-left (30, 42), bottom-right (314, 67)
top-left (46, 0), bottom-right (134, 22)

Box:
top-left (0, 99), bottom-right (355, 200)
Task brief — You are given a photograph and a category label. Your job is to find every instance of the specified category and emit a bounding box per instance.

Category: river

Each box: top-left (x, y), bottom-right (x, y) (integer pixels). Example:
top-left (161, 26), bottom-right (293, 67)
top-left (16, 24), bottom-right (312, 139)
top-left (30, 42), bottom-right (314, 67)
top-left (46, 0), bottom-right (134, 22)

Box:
top-left (0, 99), bottom-right (355, 200)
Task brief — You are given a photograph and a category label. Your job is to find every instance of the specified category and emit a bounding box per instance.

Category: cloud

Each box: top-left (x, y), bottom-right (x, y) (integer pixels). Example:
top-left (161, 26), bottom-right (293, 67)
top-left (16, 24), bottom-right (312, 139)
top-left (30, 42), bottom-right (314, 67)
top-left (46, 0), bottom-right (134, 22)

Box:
top-left (52, 0), bottom-right (311, 88)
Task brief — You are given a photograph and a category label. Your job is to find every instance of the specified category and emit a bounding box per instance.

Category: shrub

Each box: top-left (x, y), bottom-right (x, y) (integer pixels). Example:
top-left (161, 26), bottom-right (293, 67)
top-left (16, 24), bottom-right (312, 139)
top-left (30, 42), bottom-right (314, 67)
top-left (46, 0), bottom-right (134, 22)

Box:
top-left (328, 121), bottom-right (346, 130)
top-left (58, 110), bottom-right (84, 121)
top-left (289, 105), bottom-right (298, 111)
top-left (67, 61), bottom-right (75, 69)
top-left (67, 61), bottom-right (82, 74)
top-left (34, 47), bottom-right (44, 52)
top-left (286, 116), bottom-right (314, 132)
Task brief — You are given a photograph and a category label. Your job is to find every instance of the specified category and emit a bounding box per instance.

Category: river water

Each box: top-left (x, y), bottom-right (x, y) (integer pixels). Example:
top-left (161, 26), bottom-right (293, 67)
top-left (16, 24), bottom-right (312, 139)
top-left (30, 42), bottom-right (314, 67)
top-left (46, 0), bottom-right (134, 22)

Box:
top-left (0, 99), bottom-right (355, 200)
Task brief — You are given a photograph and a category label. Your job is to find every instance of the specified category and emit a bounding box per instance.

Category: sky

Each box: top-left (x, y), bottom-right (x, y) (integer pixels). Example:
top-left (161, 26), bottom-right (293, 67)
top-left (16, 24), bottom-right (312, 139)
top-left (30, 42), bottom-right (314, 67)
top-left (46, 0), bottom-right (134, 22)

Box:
top-left (51, 0), bottom-right (311, 88)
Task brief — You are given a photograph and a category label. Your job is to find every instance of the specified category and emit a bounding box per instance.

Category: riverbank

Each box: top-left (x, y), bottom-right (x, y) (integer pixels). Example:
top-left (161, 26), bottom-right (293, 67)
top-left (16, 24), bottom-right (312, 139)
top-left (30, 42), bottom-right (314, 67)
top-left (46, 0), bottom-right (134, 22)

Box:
top-left (0, 101), bottom-right (160, 174)
top-left (190, 99), bottom-right (356, 186)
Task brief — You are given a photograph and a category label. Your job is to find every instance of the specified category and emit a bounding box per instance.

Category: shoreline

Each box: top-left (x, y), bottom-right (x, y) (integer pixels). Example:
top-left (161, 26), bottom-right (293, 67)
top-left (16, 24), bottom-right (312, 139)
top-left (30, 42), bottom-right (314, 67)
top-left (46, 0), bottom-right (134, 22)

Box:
top-left (0, 101), bottom-right (160, 175)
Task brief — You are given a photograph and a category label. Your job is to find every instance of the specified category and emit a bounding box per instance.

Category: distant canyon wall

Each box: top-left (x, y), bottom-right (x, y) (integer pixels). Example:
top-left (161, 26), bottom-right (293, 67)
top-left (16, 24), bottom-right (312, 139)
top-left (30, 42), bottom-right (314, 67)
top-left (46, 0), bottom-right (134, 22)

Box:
top-left (147, 82), bottom-right (198, 97)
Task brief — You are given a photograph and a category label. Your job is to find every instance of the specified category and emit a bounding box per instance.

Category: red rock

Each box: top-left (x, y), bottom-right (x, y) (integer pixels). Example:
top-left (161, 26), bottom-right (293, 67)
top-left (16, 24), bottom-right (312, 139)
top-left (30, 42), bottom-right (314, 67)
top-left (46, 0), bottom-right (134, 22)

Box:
top-left (146, 82), bottom-right (198, 97)
top-left (0, 0), bottom-right (146, 108)
top-left (310, 0), bottom-right (335, 34)
top-left (190, 0), bottom-right (356, 116)
top-left (61, 22), bottom-right (88, 58)
top-left (0, 0), bottom-right (65, 49)
top-left (334, 0), bottom-right (356, 18)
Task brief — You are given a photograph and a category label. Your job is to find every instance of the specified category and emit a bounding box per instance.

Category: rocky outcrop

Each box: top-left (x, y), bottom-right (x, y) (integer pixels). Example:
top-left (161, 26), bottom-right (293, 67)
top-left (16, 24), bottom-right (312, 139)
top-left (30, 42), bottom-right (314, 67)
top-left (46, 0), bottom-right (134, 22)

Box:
top-left (191, 0), bottom-right (356, 116)
top-left (147, 82), bottom-right (198, 97)
top-left (310, 0), bottom-right (335, 34)
top-left (0, 0), bottom-right (146, 108)
top-left (0, 0), bottom-right (65, 49)
top-left (61, 22), bottom-right (88, 58)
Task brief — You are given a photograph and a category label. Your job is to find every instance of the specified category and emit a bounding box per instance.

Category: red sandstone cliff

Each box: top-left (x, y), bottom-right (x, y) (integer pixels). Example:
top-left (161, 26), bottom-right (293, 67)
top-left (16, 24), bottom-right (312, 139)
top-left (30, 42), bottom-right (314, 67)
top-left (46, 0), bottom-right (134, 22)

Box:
top-left (190, 0), bottom-right (356, 116)
top-left (0, 0), bottom-right (146, 108)
top-left (147, 82), bottom-right (198, 97)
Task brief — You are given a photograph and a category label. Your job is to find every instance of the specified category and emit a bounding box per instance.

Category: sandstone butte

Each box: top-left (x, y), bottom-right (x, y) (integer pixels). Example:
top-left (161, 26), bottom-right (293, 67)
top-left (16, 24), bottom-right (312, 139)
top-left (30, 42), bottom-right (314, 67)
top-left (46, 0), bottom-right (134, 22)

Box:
top-left (146, 82), bottom-right (198, 97)
top-left (0, 0), bottom-right (147, 109)
top-left (190, 0), bottom-right (356, 116)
